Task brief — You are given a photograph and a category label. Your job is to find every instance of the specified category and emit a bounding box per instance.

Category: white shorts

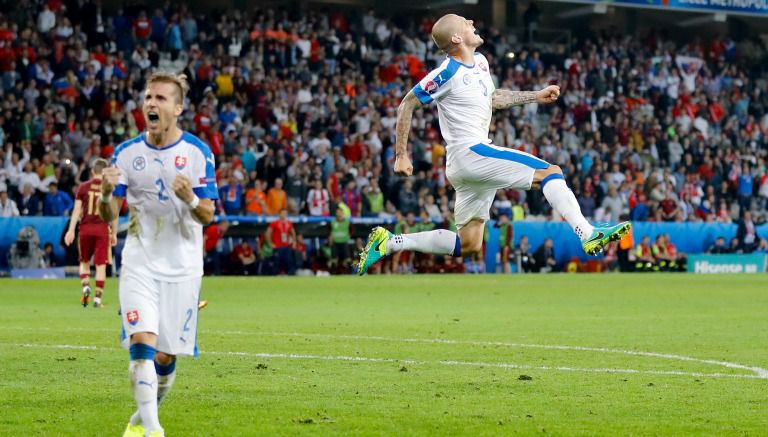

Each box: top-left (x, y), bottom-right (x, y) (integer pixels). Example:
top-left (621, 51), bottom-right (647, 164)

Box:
top-left (446, 143), bottom-right (550, 229)
top-left (119, 266), bottom-right (202, 356)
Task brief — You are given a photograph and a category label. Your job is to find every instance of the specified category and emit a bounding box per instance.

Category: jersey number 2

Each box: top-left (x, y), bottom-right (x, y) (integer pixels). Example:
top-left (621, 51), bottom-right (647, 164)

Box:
top-left (155, 178), bottom-right (169, 201)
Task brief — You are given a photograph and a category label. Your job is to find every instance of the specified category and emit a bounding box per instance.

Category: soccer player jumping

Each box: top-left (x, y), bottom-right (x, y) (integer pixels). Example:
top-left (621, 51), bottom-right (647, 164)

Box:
top-left (65, 158), bottom-right (117, 308)
top-left (358, 14), bottom-right (630, 274)
top-left (99, 72), bottom-right (218, 437)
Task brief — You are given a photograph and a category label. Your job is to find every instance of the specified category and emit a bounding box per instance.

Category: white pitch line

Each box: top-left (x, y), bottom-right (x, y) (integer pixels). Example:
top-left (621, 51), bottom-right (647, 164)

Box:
top-left (208, 330), bottom-right (768, 379)
top-left (5, 342), bottom-right (767, 380)
top-left (5, 326), bottom-right (768, 378)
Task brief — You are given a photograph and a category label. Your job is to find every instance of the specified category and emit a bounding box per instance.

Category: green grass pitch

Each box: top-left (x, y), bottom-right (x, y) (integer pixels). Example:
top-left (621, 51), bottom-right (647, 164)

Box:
top-left (2, 274), bottom-right (768, 436)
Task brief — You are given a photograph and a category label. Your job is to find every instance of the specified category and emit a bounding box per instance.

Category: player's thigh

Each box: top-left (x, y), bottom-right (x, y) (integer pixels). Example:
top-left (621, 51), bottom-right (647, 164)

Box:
top-left (78, 234), bottom-right (96, 262)
top-left (119, 267), bottom-right (161, 339)
top-left (92, 234), bottom-right (110, 265)
top-left (468, 143), bottom-right (550, 190)
top-left (453, 184), bottom-right (496, 229)
top-left (157, 277), bottom-right (202, 356)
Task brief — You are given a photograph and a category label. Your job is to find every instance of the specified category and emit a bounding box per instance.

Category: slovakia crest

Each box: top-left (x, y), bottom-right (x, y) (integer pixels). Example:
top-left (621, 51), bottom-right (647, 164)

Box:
top-left (425, 80), bottom-right (439, 94)
top-left (132, 156), bottom-right (146, 171)
top-left (174, 156), bottom-right (187, 170)
top-left (126, 310), bottom-right (140, 326)
top-left (479, 61), bottom-right (488, 72)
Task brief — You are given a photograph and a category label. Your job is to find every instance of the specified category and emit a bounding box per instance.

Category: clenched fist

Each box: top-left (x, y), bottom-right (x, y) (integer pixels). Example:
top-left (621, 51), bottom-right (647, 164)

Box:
top-left (101, 167), bottom-right (121, 197)
top-left (172, 174), bottom-right (194, 204)
top-left (394, 155), bottom-right (413, 177)
top-left (536, 85), bottom-right (560, 104)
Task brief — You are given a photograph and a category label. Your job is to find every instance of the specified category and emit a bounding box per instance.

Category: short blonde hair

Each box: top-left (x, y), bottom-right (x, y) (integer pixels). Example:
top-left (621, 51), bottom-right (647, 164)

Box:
top-left (146, 71), bottom-right (189, 104)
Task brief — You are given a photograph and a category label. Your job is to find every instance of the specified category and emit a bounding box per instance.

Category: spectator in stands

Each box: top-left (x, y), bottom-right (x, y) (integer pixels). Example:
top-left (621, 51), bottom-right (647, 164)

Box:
top-left (266, 178), bottom-right (288, 216)
top-left (3, 2), bottom-right (768, 275)
top-left (307, 178), bottom-right (331, 217)
top-left (328, 207), bottom-right (352, 273)
top-left (634, 236), bottom-right (655, 272)
top-left (365, 179), bottom-right (384, 217)
top-left (729, 237), bottom-right (743, 254)
top-left (341, 179), bottom-right (362, 217)
top-left (244, 180), bottom-right (268, 216)
top-left (533, 238), bottom-right (557, 273)
top-left (737, 163), bottom-right (753, 214)
top-left (219, 175), bottom-right (243, 215)
top-left (204, 220), bottom-right (229, 276)
top-left (515, 235), bottom-right (535, 273)
top-left (265, 209), bottom-right (296, 275)
top-left (0, 185), bottom-right (19, 217)
top-left (17, 183), bottom-right (40, 216)
top-left (496, 214), bottom-right (513, 273)
top-left (294, 233), bottom-right (309, 273)
top-left (707, 236), bottom-right (729, 254)
top-left (232, 240), bottom-right (258, 276)
top-left (736, 210), bottom-right (759, 253)
top-left (599, 185), bottom-right (623, 224)
top-left (398, 179), bottom-right (418, 216)
top-left (42, 242), bottom-right (57, 268)
top-left (43, 182), bottom-right (73, 216)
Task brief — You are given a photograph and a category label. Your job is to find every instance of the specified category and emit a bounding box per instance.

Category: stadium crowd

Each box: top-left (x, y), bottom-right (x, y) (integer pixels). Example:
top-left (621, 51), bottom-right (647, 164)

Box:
top-left (1, 2), bottom-right (768, 273)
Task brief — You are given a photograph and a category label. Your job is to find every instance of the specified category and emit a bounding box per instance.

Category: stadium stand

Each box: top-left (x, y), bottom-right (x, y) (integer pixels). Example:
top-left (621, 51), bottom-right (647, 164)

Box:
top-left (0, 2), bottom-right (767, 274)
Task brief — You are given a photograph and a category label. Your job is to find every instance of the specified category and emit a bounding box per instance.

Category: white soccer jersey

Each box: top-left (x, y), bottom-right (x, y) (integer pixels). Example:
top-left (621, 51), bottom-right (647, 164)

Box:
top-left (112, 131), bottom-right (218, 281)
top-left (412, 52), bottom-right (495, 150)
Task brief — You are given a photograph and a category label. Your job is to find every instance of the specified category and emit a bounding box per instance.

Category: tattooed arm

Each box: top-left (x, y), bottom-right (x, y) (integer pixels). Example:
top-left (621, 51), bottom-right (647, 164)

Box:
top-left (393, 91), bottom-right (421, 176)
top-left (491, 85), bottom-right (561, 110)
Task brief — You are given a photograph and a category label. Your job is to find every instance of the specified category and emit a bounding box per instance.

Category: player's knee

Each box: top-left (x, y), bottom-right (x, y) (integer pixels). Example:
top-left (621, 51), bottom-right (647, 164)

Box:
top-left (155, 352), bottom-right (176, 366)
top-left (547, 165), bottom-right (563, 176)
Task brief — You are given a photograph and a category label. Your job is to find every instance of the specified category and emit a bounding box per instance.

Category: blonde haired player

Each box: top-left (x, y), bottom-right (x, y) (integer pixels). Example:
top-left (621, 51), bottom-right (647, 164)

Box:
top-left (100, 72), bottom-right (218, 437)
top-left (358, 14), bottom-right (630, 274)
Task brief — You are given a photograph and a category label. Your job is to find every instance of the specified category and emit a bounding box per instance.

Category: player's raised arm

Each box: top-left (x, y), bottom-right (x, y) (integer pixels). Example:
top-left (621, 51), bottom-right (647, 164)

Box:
top-left (394, 90), bottom-right (421, 176)
top-left (491, 85), bottom-right (560, 110)
top-left (99, 166), bottom-right (122, 223)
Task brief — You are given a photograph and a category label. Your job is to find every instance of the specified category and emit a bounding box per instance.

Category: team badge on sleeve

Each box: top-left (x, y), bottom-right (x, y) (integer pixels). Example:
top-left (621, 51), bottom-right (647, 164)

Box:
top-left (175, 156), bottom-right (187, 170)
top-left (126, 310), bottom-right (140, 326)
top-left (425, 80), bottom-right (438, 94)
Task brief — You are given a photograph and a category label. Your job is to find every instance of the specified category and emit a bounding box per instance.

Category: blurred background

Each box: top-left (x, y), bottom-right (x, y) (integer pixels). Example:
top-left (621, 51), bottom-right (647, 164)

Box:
top-left (1, 0), bottom-right (767, 277)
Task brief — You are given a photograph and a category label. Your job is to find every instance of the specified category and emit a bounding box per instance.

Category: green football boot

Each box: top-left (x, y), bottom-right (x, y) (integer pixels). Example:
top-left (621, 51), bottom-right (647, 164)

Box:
top-left (357, 226), bottom-right (393, 275)
top-left (582, 222), bottom-right (632, 256)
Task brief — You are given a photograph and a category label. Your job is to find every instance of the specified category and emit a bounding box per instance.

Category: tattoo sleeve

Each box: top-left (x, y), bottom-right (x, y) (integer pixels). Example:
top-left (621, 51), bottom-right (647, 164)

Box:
top-left (491, 89), bottom-right (538, 109)
top-left (395, 91), bottom-right (421, 157)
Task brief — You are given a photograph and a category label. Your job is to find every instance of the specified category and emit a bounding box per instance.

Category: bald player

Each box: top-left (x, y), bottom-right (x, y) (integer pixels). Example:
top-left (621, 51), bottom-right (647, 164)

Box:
top-left (358, 14), bottom-right (630, 274)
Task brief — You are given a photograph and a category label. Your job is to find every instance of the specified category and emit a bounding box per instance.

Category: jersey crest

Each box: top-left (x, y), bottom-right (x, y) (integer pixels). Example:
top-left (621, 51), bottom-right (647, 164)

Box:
top-left (175, 156), bottom-right (187, 170)
top-left (126, 310), bottom-right (140, 326)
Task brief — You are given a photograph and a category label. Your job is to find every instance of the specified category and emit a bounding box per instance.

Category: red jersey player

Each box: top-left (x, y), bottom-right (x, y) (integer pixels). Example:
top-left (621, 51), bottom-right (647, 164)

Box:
top-left (65, 159), bottom-right (118, 307)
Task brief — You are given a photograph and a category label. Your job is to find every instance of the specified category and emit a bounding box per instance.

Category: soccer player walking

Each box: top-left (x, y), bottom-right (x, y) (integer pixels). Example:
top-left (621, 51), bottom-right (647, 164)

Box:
top-left (99, 72), bottom-right (218, 437)
top-left (65, 158), bottom-right (117, 308)
top-left (359, 14), bottom-right (630, 274)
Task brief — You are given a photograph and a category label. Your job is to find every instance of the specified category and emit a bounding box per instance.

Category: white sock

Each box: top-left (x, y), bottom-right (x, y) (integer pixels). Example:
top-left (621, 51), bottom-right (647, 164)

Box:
top-left (130, 361), bottom-right (176, 426)
top-left (386, 229), bottom-right (461, 256)
top-left (129, 359), bottom-right (162, 433)
top-left (542, 177), bottom-right (594, 240)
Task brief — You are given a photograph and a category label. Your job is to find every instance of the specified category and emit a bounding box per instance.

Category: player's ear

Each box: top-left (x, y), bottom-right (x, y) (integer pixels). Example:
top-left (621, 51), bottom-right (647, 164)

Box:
top-left (174, 103), bottom-right (183, 117)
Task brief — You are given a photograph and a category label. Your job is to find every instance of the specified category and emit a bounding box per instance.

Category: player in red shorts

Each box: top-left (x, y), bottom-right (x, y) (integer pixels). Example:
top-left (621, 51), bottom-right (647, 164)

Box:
top-left (65, 158), bottom-right (118, 308)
